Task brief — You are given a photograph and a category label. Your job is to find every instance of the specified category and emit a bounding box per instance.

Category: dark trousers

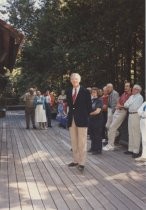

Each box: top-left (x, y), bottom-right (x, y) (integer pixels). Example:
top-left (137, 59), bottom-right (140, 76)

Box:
top-left (89, 118), bottom-right (103, 152)
top-left (102, 111), bottom-right (107, 139)
top-left (45, 103), bottom-right (52, 127)
top-left (25, 107), bottom-right (35, 128)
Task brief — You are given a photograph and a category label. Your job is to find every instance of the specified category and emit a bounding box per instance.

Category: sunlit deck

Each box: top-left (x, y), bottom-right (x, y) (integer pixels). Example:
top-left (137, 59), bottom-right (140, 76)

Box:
top-left (0, 111), bottom-right (146, 210)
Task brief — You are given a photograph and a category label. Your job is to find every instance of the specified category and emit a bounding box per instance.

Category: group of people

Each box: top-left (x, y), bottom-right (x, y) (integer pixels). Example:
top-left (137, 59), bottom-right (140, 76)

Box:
top-left (66, 73), bottom-right (146, 173)
top-left (22, 73), bottom-right (146, 173)
top-left (102, 83), bottom-right (145, 162)
top-left (23, 89), bottom-right (53, 129)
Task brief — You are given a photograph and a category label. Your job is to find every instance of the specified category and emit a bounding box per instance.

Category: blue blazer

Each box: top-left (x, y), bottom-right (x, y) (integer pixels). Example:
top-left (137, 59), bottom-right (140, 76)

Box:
top-left (66, 86), bottom-right (92, 127)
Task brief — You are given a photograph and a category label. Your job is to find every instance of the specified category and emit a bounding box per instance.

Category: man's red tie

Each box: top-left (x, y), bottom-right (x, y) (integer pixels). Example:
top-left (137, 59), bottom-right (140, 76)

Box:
top-left (72, 88), bottom-right (77, 104)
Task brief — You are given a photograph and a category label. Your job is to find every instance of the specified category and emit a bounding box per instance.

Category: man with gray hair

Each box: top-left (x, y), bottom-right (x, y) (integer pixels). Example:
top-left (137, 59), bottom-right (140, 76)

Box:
top-left (124, 84), bottom-right (143, 158)
top-left (106, 83), bottom-right (119, 132)
top-left (103, 82), bottom-right (131, 151)
top-left (23, 88), bottom-right (36, 129)
top-left (66, 73), bottom-right (92, 172)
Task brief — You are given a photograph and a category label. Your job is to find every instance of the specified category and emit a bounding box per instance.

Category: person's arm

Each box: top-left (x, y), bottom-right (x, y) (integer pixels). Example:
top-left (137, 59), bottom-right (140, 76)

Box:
top-left (90, 98), bottom-right (102, 116)
top-left (116, 103), bottom-right (124, 109)
top-left (33, 96), bottom-right (37, 108)
top-left (86, 90), bottom-right (92, 114)
top-left (48, 95), bottom-right (52, 104)
top-left (42, 96), bottom-right (46, 109)
top-left (23, 93), bottom-right (27, 102)
top-left (66, 106), bottom-right (69, 114)
top-left (111, 92), bottom-right (119, 112)
top-left (116, 98), bottom-right (124, 109)
top-left (124, 96), bottom-right (132, 109)
top-left (138, 103), bottom-right (144, 116)
top-left (90, 108), bottom-right (102, 115)
top-left (138, 102), bottom-right (146, 117)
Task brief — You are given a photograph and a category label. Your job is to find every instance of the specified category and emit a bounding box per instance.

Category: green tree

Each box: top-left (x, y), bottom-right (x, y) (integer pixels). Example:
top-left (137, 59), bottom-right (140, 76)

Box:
top-left (5, 0), bottom-right (145, 95)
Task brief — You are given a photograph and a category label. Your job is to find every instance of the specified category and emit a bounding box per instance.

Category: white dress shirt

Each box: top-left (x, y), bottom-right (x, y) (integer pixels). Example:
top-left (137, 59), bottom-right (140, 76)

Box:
top-left (45, 95), bottom-right (51, 104)
top-left (124, 93), bottom-right (143, 112)
top-left (72, 86), bottom-right (80, 97)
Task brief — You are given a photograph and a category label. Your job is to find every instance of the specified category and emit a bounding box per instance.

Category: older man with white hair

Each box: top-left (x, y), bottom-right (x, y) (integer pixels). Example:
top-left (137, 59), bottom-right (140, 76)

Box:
top-left (124, 84), bottom-right (143, 158)
top-left (66, 73), bottom-right (92, 172)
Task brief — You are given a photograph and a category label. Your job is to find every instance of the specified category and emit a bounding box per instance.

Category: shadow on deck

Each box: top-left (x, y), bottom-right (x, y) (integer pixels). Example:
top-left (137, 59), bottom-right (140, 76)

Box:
top-left (0, 111), bottom-right (146, 210)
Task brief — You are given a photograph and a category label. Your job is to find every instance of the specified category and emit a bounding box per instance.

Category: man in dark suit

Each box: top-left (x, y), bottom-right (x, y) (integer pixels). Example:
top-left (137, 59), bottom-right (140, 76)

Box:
top-left (66, 73), bottom-right (92, 172)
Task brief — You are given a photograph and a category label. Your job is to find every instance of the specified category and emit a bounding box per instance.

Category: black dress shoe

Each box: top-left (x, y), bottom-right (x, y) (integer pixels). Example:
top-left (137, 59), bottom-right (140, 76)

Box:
top-left (48, 125), bottom-right (52, 128)
top-left (132, 153), bottom-right (140, 158)
top-left (68, 162), bottom-right (78, 167)
top-left (33, 126), bottom-right (37, 129)
top-left (92, 150), bottom-right (102, 155)
top-left (92, 151), bottom-right (98, 155)
top-left (77, 165), bottom-right (84, 172)
top-left (26, 127), bottom-right (30, 129)
top-left (124, 151), bottom-right (133, 155)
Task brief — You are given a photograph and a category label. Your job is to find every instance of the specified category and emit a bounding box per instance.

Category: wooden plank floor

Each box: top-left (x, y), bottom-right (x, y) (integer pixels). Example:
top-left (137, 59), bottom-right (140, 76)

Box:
top-left (0, 111), bottom-right (146, 210)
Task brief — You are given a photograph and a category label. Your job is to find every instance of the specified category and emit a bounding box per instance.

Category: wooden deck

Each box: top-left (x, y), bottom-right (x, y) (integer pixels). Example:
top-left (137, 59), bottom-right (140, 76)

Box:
top-left (0, 111), bottom-right (146, 210)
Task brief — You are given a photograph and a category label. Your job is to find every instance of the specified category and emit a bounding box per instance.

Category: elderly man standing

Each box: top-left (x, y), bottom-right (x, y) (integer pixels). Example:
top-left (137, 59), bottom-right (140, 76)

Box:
top-left (124, 84), bottom-right (143, 158)
top-left (105, 83), bottom-right (119, 142)
top-left (66, 73), bottom-right (92, 172)
top-left (23, 88), bottom-right (36, 129)
top-left (135, 101), bottom-right (146, 162)
top-left (103, 82), bottom-right (131, 151)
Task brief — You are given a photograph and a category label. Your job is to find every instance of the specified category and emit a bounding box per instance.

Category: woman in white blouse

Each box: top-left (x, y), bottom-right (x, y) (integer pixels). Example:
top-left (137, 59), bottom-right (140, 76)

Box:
top-left (34, 91), bottom-right (47, 129)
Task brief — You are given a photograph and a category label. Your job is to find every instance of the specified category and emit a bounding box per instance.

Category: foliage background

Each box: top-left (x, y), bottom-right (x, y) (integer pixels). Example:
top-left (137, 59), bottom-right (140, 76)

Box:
top-left (1, 0), bottom-right (145, 96)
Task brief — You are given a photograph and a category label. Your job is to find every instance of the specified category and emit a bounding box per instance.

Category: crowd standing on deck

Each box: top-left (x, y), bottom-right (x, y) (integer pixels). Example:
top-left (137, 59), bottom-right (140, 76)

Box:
top-left (22, 73), bottom-right (146, 171)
